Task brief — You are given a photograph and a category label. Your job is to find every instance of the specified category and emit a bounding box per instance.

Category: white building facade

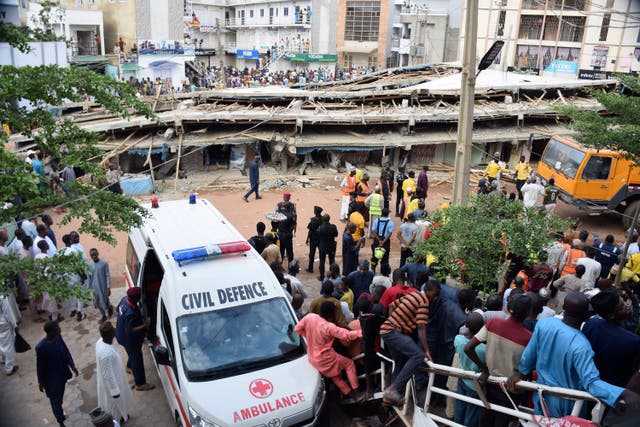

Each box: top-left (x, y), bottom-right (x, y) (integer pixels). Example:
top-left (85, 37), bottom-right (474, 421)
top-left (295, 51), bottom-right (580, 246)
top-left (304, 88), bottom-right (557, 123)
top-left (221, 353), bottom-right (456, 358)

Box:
top-left (466, 0), bottom-right (640, 79)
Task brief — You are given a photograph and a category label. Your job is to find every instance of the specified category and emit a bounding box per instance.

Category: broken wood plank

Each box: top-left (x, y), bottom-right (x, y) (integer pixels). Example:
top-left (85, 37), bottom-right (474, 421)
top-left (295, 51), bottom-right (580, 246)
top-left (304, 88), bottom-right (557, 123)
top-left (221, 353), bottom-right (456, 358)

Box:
top-left (174, 132), bottom-right (183, 191)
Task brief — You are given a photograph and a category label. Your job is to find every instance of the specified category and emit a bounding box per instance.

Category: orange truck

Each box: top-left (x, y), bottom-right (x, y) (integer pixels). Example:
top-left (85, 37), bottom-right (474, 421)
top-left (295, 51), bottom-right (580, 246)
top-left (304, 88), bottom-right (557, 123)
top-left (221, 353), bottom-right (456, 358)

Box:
top-left (536, 135), bottom-right (640, 228)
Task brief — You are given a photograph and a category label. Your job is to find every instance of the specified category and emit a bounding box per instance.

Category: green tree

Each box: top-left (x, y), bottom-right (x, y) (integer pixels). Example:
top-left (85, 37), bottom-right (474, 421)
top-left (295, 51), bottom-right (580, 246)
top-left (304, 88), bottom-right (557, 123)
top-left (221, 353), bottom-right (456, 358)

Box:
top-left (413, 195), bottom-right (568, 293)
top-left (0, 6), bottom-right (154, 299)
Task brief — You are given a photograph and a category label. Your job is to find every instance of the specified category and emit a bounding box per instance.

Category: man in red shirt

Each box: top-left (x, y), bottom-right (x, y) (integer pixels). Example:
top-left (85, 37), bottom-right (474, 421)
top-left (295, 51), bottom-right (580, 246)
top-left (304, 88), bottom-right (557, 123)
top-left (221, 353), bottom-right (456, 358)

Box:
top-left (379, 269), bottom-right (417, 314)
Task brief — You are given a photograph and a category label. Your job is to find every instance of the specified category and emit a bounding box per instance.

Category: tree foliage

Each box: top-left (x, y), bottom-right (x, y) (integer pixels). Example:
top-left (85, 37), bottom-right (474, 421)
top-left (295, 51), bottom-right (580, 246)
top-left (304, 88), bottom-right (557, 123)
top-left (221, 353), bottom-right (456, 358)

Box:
top-left (558, 74), bottom-right (640, 164)
top-left (413, 195), bottom-right (568, 293)
top-left (0, 8), bottom-right (156, 298)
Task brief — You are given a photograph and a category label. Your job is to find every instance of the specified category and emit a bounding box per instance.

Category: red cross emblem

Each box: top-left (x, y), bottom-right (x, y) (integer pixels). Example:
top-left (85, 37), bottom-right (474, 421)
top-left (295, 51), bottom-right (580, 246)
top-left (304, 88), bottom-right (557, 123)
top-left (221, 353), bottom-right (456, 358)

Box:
top-left (249, 378), bottom-right (274, 399)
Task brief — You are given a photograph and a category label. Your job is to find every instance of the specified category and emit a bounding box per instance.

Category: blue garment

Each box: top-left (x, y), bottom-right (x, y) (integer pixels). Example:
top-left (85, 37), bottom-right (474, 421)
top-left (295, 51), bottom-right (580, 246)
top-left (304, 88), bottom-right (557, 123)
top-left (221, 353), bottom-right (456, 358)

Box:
top-left (46, 228), bottom-right (57, 248)
top-left (438, 283), bottom-right (459, 304)
top-left (401, 262), bottom-right (429, 286)
top-left (593, 238), bottom-right (621, 278)
top-left (341, 232), bottom-right (358, 275)
top-left (347, 269), bottom-right (374, 300)
top-left (115, 296), bottom-right (145, 349)
top-left (371, 217), bottom-right (394, 238)
top-left (518, 317), bottom-right (625, 417)
top-left (582, 317), bottom-right (640, 388)
top-left (31, 158), bottom-right (45, 178)
top-left (454, 335), bottom-right (486, 389)
top-left (248, 160), bottom-right (259, 185)
top-left (35, 335), bottom-right (76, 423)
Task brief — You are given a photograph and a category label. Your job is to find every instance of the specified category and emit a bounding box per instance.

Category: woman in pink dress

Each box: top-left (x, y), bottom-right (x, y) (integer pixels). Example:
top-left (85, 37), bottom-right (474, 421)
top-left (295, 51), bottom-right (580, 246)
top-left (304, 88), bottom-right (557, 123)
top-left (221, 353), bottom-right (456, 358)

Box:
top-left (295, 301), bottom-right (365, 402)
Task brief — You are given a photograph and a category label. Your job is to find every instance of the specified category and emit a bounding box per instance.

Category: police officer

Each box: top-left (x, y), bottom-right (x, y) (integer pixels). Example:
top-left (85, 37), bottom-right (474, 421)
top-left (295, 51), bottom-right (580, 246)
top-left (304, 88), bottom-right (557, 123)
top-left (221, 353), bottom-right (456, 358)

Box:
top-left (305, 206), bottom-right (323, 273)
top-left (115, 288), bottom-right (154, 391)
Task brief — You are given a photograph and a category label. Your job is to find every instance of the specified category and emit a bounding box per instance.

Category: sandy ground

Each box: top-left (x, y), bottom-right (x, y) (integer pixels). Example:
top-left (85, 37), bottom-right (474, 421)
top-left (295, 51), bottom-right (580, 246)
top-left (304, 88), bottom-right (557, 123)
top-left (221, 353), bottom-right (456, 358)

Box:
top-left (1, 164), bottom-right (628, 427)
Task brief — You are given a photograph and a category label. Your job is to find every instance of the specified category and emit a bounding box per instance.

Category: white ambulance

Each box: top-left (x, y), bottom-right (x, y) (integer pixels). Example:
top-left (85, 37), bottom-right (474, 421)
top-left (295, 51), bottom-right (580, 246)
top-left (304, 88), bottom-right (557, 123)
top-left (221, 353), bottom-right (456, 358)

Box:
top-left (124, 197), bottom-right (325, 427)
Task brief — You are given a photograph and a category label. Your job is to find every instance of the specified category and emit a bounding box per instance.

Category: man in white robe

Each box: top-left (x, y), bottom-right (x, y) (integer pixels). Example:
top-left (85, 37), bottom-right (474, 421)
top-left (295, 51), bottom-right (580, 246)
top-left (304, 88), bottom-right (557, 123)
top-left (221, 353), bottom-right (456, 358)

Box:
top-left (95, 321), bottom-right (133, 424)
top-left (0, 294), bottom-right (19, 375)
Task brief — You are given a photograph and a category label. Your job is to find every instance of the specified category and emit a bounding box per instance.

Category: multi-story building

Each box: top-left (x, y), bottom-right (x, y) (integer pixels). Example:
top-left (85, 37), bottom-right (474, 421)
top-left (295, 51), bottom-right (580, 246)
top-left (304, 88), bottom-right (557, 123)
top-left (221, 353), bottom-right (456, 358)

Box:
top-left (0, 0), bottom-right (29, 26)
top-left (335, 0), bottom-right (392, 69)
top-left (467, 0), bottom-right (640, 78)
top-left (389, 4), bottom-right (449, 67)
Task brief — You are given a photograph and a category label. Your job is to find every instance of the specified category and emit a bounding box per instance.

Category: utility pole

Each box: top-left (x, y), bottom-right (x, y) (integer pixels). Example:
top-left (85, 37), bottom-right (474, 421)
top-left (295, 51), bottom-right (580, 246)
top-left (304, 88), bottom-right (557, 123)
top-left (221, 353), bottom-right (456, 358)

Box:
top-left (451, 0), bottom-right (479, 206)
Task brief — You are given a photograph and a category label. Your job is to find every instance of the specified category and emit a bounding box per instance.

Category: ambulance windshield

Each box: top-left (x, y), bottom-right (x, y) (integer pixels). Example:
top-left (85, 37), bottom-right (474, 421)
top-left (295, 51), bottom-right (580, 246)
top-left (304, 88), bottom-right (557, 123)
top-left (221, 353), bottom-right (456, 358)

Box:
top-left (177, 298), bottom-right (305, 381)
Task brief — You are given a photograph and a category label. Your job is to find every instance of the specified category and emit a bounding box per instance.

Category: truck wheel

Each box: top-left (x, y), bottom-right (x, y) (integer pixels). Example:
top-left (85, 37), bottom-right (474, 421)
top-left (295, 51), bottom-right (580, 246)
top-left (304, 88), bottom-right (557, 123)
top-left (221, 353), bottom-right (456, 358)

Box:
top-left (623, 201), bottom-right (640, 229)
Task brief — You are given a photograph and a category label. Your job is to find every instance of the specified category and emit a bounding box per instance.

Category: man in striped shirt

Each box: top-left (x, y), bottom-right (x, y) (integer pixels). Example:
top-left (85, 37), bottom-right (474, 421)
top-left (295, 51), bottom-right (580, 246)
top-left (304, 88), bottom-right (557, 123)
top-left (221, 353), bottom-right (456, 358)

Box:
top-left (380, 280), bottom-right (440, 406)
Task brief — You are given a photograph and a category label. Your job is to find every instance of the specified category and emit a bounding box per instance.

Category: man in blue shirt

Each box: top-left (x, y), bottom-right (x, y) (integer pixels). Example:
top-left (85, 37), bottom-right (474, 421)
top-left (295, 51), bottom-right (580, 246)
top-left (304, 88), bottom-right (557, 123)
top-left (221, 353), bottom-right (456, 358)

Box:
top-left (507, 292), bottom-right (640, 417)
top-left (348, 260), bottom-right (374, 303)
top-left (454, 312), bottom-right (486, 427)
top-left (115, 287), bottom-right (154, 391)
top-left (243, 155), bottom-right (262, 202)
top-left (400, 253), bottom-right (429, 287)
top-left (583, 289), bottom-right (640, 388)
top-left (593, 233), bottom-right (621, 278)
top-left (370, 208), bottom-right (394, 275)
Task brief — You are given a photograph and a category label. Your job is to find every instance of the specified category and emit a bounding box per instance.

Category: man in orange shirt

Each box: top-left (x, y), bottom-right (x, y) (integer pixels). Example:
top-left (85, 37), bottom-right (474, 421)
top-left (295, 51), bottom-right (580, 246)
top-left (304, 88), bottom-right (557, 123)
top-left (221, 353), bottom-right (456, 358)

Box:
top-left (340, 167), bottom-right (357, 221)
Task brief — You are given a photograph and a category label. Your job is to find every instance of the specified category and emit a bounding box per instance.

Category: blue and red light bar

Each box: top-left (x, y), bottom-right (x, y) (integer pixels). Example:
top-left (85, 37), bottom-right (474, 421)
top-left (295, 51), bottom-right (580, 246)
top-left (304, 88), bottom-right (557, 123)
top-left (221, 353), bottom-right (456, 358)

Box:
top-left (171, 241), bottom-right (252, 263)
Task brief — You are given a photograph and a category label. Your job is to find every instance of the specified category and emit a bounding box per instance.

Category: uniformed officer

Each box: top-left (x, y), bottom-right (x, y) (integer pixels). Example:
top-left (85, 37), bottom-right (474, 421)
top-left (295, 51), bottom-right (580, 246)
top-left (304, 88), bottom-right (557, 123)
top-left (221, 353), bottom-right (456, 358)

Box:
top-left (115, 287), bottom-right (154, 391)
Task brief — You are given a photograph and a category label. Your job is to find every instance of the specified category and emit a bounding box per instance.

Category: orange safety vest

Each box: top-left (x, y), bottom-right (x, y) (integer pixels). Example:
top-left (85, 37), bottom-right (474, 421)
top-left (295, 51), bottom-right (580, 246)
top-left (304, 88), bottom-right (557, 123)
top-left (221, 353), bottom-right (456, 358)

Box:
top-left (343, 175), bottom-right (357, 196)
top-left (356, 181), bottom-right (371, 202)
top-left (510, 271), bottom-right (529, 291)
top-left (561, 248), bottom-right (584, 276)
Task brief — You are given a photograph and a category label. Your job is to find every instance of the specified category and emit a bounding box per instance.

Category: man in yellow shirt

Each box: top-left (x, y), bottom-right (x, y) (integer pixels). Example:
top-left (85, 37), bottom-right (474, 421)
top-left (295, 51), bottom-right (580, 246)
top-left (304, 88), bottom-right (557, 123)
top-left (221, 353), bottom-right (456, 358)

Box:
top-left (349, 204), bottom-right (366, 241)
top-left (400, 171), bottom-right (416, 217)
top-left (514, 156), bottom-right (531, 200)
top-left (483, 155), bottom-right (509, 186)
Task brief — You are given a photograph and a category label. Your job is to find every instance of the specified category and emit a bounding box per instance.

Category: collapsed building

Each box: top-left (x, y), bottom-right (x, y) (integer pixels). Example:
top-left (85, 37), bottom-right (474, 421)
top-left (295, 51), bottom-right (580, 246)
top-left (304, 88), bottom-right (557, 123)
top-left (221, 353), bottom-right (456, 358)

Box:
top-left (11, 65), bottom-right (615, 192)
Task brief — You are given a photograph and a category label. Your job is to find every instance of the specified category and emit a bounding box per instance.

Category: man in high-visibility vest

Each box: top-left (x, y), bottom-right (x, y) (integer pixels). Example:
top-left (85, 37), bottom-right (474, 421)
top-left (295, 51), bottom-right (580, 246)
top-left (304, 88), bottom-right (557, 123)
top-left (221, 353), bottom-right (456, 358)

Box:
top-left (559, 239), bottom-right (586, 277)
top-left (356, 173), bottom-right (372, 203)
top-left (340, 167), bottom-right (357, 221)
top-left (514, 156), bottom-right (531, 200)
top-left (365, 186), bottom-right (384, 238)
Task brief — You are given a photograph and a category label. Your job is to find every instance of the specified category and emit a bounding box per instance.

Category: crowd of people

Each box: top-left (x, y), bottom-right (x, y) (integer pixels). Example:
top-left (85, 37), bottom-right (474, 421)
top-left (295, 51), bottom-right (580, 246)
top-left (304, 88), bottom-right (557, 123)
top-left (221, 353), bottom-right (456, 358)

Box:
top-left (243, 158), bottom-right (640, 425)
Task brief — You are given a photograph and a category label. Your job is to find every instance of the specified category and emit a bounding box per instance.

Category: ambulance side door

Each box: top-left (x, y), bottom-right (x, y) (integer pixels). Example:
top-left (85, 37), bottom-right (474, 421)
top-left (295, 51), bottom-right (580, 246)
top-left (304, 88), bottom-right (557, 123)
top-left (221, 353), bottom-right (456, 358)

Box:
top-left (156, 299), bottom-right (183, 419)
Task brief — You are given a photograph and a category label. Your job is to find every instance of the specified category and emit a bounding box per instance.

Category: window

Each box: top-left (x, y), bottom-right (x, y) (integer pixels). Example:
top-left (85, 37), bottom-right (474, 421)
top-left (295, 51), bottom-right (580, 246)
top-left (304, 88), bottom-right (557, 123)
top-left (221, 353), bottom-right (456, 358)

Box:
top-left (368, 56), bottom-right (377, 67)
top-left (581, 156), bottom-right (612, 180)
top-left (260, 9), bottom-right (264, 17)
top-left (125, 239), bottom-right (140, 285)
top-left (559, 16), bottom-right (585, 42)
top-left (343, 54), bottom-right (353, 67)
top-left (77, 0), bottom-right (82, 5)
top-left (497, 10), bottom-right (506, 36)
top-left (88, 0), bottom-right (95, 4)
top-left (599, 13), bottom-right (611, 42)
top-left (284, 7), bottom-right (289, 16)
top-left (161, 302), bottom-right (175, 354)
top-left (541, 138), bottom-right (586, 179)
top-left (177, 298), bottom-right (304, 381)
top-left (250, 9), bottom-right (254, 18)
top-left (345, 1), bottom-right (380, 42)
top-left (518, 15), bottom-right (543, 40)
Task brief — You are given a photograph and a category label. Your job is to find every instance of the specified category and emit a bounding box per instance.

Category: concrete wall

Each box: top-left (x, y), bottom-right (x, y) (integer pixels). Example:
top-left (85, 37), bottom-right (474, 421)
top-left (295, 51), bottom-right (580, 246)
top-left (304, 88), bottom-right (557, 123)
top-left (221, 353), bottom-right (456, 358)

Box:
top-left (0, 41), bottom-right (68, 67)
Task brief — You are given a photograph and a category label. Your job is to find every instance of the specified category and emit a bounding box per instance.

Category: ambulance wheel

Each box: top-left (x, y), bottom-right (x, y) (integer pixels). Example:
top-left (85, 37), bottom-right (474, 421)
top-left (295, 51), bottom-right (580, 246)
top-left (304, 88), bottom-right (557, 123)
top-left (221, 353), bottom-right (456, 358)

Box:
top-left (623, 200), bottom-right (640, 229)
top-left (175, 411), bottom-right (183, 427)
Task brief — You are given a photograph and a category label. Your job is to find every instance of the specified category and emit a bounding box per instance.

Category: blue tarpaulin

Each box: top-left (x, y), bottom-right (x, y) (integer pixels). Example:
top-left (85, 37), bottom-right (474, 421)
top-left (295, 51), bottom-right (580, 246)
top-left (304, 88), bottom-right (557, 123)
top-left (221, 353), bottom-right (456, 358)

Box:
top-left (121, 176), bottom-right (153, 195)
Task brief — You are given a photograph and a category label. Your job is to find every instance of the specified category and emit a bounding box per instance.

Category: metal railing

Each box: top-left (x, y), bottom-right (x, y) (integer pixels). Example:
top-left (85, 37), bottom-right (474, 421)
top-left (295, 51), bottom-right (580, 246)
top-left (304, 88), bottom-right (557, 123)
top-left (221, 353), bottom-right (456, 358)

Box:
top-left (407, 361), bottom-right (606, 427)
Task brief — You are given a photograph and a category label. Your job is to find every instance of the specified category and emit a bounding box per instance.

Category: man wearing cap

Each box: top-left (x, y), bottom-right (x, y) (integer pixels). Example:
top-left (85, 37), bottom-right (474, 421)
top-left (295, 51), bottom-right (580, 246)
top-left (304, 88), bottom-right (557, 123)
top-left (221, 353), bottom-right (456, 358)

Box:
top-left (89, 407), bottom-right (120, 427)
top-left (277, 192), bottom-right (297, 233)
top-left (36, 321), bottom-right (79, 427)
top-left (96, 321), bottom-right (133, 424)
top-left (278, 201), bottom-right (296, 264)
top-left (305, 206), bottom-right (323, 273)
top-left (115, 287), bottom-right (154, 391)
top-left (341, 168), bottom-right (358, 221)
top-left (365, 186), bottom-right (384, 238)
top-left (583, 290), bottom-right (640, 388)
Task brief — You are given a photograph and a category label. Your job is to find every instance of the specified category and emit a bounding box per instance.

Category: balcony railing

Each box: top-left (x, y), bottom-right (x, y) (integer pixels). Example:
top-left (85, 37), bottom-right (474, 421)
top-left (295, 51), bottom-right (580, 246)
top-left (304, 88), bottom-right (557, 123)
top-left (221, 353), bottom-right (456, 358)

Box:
top-left (224, 17), bottom-right (310, 28)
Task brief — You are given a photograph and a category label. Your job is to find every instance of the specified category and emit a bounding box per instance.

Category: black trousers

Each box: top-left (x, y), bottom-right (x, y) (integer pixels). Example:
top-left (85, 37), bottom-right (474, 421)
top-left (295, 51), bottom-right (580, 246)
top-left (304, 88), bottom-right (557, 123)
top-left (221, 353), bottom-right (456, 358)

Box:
top-left (478, 383), bottom-right (518, 427)
top-left (395, 187), bottom-right (404, 214)
top-left (516, 179), bottom-right (526, 200)
top-left (400, 247), bottom-right (413, 267)
top-left (307, 241), bottom-right (318, 271)
top-left (125, 343), bottom-right (146, 386)
top-left (279, 233), bottom-right (294, 262)
top-left (318, 247), bottom-right (335, 280)
top-left (370, 238), bottom-right (390, 273)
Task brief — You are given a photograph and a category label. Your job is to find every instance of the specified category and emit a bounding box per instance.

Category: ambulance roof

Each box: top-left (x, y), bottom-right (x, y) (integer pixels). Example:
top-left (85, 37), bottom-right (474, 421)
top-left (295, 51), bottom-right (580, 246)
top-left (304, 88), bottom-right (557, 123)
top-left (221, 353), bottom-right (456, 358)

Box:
top-left (137, 198), bottom-right (284, 316)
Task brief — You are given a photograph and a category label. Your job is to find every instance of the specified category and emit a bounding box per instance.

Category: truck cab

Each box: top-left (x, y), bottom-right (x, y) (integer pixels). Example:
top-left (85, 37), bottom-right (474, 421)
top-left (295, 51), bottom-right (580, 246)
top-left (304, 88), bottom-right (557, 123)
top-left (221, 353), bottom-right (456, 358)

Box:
top-left (536, 135), bottom-right (640, 227)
